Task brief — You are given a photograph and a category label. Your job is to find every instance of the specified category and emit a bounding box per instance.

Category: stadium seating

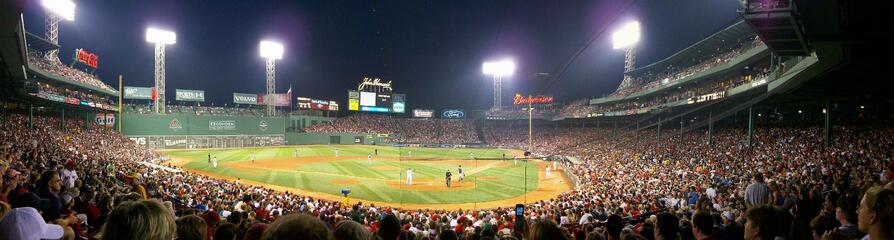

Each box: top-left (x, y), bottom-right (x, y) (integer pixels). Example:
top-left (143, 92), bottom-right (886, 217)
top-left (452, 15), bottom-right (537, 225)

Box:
top-left (1, 109), bottom-right (892, 239)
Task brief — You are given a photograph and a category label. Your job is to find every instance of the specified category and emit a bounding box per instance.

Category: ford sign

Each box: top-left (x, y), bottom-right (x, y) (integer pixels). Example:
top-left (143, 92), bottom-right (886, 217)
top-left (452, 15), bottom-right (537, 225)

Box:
top-left (442, 109), bottom-right (465, 118)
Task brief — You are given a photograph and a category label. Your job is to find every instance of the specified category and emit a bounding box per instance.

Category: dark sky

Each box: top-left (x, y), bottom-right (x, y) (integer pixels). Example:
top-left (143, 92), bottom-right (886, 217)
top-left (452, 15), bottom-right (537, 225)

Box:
top-left (23, 0), bottom-right (742, 112)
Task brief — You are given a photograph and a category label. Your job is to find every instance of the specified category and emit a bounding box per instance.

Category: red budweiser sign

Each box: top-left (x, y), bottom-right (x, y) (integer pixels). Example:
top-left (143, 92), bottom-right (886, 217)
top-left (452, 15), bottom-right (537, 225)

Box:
top-left (75, 49), bottom-right (98, 68)
top-left (513, 94), bottom-right (553, 105)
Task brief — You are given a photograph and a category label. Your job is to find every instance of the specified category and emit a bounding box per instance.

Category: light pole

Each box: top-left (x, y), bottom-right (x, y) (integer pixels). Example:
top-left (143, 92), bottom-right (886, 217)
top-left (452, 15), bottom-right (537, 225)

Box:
top-left (41, 0), bottom-right (75, 63)
top-left (612, 21), bottom-right (641, 90)
top-left (260, 41), bottom-right (283, 117)
top-left (146, 28), bottom-right (176, 114)
top-left (482, 59), bottom-right (515, 111)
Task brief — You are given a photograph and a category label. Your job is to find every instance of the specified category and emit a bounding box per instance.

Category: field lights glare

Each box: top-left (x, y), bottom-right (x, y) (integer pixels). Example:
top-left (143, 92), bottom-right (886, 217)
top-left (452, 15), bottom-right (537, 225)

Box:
top-left (482, 59), bottom-right (516, 76)
top-left (146, 28), bottom-right (176, 44)
top-left (42, 0), bottom-right (76, 21)
top-left (612, 21), bottom-right (641, 49)
top-left (260, 41), bottom-right (284, 60)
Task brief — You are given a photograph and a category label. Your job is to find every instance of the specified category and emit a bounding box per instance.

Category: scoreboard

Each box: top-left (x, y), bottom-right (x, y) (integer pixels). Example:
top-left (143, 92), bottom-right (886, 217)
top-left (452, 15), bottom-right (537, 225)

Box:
top-left (348, 77), bottom-right (406, 113)
top-left (296, 97), bottom-right (338, 111)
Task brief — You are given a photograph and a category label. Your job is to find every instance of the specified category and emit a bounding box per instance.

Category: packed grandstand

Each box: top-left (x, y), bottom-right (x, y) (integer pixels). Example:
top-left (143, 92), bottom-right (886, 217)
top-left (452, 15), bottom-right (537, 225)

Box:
top-left (1, 1), bottom-right (893, 240)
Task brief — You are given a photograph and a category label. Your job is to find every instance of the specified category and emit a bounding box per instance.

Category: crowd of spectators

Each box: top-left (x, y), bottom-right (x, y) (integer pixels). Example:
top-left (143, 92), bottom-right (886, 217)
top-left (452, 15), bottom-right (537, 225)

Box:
top-left (36, 82), bottom-right (117, 108)
top-left (611, 36), bottom-right (763, 98)
top-left (124, 104), bottom-right (278, 117)
top-left (305, 114), bottom-right (481, 144)
top-left (559, 66), bottom-right (772, 119)
top-left (0, 109), bottom-right (892, 240)
top-left (27, 51), bottom-right (116, 92)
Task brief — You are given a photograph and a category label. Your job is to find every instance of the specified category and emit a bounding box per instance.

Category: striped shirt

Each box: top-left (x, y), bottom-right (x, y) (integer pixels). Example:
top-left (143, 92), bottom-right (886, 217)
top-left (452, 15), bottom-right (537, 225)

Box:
top-left (745, 181), bottom-right (771, 207)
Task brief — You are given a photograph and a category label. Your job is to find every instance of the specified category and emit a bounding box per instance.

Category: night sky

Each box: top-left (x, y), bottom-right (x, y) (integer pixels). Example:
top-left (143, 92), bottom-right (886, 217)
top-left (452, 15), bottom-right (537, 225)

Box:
top-left (22, 0), bottom-right (742, 111)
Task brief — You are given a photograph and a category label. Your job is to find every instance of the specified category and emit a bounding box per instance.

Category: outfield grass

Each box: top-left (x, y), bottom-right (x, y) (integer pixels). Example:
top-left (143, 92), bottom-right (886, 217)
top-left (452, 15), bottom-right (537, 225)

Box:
top-left (165, 145), bottom-right (540, 204)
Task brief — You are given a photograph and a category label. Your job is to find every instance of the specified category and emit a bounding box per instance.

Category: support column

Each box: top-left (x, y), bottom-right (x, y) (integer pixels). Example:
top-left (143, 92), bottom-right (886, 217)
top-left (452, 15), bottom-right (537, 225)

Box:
top-left (613, 120), bottom-right (618, 135)
top-left (61, 109), bottom-right (65, 129)
top-left (657, 117), bottom-right (662, 142)
top-left (635, 121), bottom-right (640, 143)
top-left (708, 111), bottom-right (714, 146)
top-left (824, 100), bottom-right (831, 149)
top-left (679, 119), bottom-right (684, 145)
top-left (748, 107), bottom-right (753, 147)
top-left (29, 104), bottom-right (33, 129)
top-left (596, 119), bottom-right (600, 129)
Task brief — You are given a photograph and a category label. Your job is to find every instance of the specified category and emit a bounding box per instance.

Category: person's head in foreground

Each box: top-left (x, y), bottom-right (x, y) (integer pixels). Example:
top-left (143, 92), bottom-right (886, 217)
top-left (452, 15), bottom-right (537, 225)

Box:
top-left (261, 213), bottom-right (331, 240)
top-left (858, 186), bottom-right (894, 240)
top-left (98, 199), bottom-right (176, 240)
top-left (744, 205), bottom-right (777, 240)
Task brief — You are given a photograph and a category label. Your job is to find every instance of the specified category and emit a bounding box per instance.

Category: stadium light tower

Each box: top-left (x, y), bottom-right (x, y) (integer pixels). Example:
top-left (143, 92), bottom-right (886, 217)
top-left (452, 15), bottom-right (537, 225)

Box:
top-left (41, 0), bottom-right (76, 63)
top-left (482, 59), bottom-right (515, 111)
top-left (612, 21), bottom-right (641, 90)
top-left (260, 40), bottom-right (284, 117)
top-left (146, 28), bottom-right (176, 114)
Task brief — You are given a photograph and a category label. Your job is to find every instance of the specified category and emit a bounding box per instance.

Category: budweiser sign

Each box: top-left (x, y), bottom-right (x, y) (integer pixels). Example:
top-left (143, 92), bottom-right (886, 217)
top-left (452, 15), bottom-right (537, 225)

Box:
top-left (513, 94), bottom-right (553, 105)
top-left (75, 49), bottom-right (98, 69)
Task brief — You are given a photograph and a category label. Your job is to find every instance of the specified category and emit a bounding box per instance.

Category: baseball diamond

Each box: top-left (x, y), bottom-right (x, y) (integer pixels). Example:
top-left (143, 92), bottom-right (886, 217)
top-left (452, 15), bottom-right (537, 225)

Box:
top-left (164, 145), bottom-right (572, 209)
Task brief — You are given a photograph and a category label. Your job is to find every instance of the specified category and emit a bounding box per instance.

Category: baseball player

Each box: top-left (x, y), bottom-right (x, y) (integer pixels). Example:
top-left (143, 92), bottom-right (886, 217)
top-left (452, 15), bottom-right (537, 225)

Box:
top-left (514, 156), bottom-right (518, 165)
top-left (368, 154), bottom-right (372, 164)
top-left (212, 156), bottom-right (218, 168)
top-left (406, 168), bottom-right (414, 185)
top-left (335, 148), bottom-right (340, 157)
top-left (546, 165), bottom-right (551, 178)
top-left (251, 153), bottom-right (256, 163)
top-left (457, 165), bottom-right (464, 183)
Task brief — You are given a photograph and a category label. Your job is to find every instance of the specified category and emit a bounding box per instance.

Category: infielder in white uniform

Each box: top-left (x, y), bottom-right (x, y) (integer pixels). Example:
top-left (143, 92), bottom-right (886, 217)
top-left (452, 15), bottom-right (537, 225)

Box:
top-left (405, 168), bottom-right (414, 185)
top-left (368, 154), bottom-right (372, 164)
top-left (546, 166), bottom-right (551, 178)
top-left (251, 153), bottom-right (256, 163)
top-left (335, 148), bottom-right (339, 157)
top-left (212, 156), bottom-right (218, 168)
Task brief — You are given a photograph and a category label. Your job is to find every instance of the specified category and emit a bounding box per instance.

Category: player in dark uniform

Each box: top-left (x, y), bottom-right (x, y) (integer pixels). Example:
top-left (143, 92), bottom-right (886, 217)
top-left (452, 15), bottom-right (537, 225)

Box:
top-left (208, 153), bottom-right (211, 163)
top-left (445, 170), bottom-right (452, 188)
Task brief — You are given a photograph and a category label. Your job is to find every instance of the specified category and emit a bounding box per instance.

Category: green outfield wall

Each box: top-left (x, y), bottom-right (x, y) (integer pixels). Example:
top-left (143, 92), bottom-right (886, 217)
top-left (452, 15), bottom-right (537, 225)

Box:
top-left (121, 114), bottom-right (285, 136)
top-left (285, 132), bottom-right (390, 145)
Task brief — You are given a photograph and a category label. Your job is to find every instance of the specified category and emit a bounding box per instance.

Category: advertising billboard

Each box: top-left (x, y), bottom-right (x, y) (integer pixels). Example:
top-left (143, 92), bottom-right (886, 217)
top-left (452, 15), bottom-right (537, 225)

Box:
top-left (75, 48), bottom-right (98, 69)
top-left (413, 109), bottom-right (434, 118)
top-left (442, 109), bottom-right (465, 119)
top-left (175, 89), bottom-right (205, 102)
top-left (123, 87), bottom-right (153, 100)
top-left (512, 94), bottom-right (554, 105)
top-left (233, 93), bottom-right (258, 105)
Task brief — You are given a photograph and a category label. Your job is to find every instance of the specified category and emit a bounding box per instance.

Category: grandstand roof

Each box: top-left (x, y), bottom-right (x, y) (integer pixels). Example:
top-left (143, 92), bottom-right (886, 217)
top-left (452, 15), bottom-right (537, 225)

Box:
top-left (626, 21), bottom-right (756, 77)
top-left (25, 32), bottom-right (60, 52)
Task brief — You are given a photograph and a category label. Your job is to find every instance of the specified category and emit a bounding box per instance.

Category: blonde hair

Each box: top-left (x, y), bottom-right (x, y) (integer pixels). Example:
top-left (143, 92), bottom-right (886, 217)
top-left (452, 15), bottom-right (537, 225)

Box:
top-left (863, 186), bottom-right (894, 236)
top-left (98, 199), bottom-right (176, 240)
top-left (0, 201), bottom-right (10, 219)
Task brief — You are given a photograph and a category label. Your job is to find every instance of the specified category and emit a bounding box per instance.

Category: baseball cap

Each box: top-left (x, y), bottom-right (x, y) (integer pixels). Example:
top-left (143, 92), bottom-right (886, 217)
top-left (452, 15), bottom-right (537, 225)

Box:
top-left (722, 211), bottom-right (735, 221)
top-left (0, 207), bottom-right (65, 240)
